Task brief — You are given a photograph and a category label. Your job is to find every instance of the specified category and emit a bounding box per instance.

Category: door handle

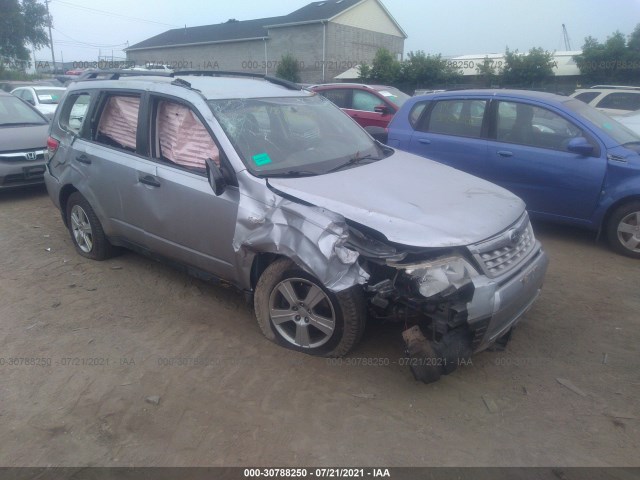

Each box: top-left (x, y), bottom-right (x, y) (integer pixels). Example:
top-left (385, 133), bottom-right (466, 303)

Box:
top-left (497, 150), bottom-right (513, 157)
top-left (418, 138), bottom-right (431, 145)
top-left (139, 175), bottom-right (161, 187)
top-left (75, 154), bottom-right (91, 164)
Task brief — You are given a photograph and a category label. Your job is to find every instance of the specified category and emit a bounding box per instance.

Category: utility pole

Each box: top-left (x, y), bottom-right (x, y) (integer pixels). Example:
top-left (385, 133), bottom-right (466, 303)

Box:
top-left (562, 24), bottom-right (572, 51)
top-left (45, 0), bottom-right (56, 71)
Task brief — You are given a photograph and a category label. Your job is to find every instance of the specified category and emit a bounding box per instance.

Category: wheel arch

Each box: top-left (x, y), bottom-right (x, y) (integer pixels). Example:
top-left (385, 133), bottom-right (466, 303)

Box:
top-left (59, 184), bottom-right (79, 227)
top-left (602, 194), bottom-right (640, 233)
top-left (249, 252), bottom-right (287, 291)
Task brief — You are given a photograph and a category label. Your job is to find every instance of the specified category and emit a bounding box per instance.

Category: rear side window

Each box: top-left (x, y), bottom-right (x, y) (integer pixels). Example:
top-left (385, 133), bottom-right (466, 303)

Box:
top-left (573, 91), bottom-right (600, 104)
top-left (423, 99), bottom-right (487, 138)
top-left (318, 89), bottom-right (351, 109)
top-left (595, 92), bottom-right (640, 111)
top-left (59, 93), bottom-right (91, 135)
top-left (408, 102), bottom-right (428, 129)
top-left (95, 95), bottom-right (141, 151)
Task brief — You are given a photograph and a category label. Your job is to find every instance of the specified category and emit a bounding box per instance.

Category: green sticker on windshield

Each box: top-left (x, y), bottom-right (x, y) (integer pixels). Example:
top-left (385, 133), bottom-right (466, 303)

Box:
top-left (253, 152), bottom-right (272, 166)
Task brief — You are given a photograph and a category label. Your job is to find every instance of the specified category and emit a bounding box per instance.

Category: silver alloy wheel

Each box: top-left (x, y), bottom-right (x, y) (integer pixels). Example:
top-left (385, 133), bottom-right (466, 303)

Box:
top-left (268, 277), bottom-right (336, 349)
top-left (617, 211), bottom-right (640, 253)
top-left (70, 204), bottom-right (94, 253)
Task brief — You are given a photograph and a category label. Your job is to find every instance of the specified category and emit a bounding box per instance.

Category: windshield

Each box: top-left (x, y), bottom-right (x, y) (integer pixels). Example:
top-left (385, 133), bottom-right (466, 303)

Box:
top-left (564, 98), bottom-right (640, 146)
top-left (376, 86), bottom-right (410, 107)
top-left (0, 95), bottom-right (47, 126)
top-left (208, 95), bottom-right (382, 176)
top-left (35, 89), bottom-right (64, 105)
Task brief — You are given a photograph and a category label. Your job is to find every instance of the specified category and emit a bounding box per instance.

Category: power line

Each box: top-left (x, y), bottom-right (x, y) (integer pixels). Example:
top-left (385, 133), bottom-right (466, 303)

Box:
top-left (52, 27), bottom-right (128, 48)
top-left (49, 0), bottom-right (181, 28)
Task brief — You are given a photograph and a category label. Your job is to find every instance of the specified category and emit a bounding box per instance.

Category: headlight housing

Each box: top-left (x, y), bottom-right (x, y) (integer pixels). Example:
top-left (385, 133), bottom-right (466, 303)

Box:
top-left (397, 256), bottom-right (479, 298)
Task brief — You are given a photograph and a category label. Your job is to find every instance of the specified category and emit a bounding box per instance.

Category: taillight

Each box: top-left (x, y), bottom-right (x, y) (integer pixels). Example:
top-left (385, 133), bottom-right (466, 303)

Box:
top-left (46, 136), bottom-right (59, 158)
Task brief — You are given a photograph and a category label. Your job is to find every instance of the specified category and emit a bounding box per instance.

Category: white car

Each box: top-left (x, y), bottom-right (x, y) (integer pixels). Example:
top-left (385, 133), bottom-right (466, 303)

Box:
top-left (612, 109), bottom-right (640, 136)
top-left (570, 86), bottom-right (640, 116)
top-left (10, 86), bottom-right (66, 119)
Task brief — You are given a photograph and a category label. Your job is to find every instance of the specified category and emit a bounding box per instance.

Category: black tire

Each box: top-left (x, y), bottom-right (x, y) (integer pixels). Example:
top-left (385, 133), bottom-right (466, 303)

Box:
top-left (254, 258), bottom-right (366, 357)
top-left (606, 201), bottom-right (640, 259)
top-left (65, 192), bottom-right (114, 260)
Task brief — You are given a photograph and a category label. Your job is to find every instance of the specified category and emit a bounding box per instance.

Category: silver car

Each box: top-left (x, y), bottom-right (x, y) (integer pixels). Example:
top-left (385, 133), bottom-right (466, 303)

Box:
top-left (45, 72), bottom-right (548, 383)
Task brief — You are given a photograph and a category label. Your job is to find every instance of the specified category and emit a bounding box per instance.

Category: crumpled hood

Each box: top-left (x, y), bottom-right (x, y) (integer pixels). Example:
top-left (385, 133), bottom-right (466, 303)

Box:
top-left (268, 151), bottom-right (525, 248)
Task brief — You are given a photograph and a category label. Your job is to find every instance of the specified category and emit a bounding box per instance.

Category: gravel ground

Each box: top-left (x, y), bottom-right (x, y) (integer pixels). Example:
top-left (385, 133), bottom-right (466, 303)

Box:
top-left (0, 185), bottom-right (638, 467)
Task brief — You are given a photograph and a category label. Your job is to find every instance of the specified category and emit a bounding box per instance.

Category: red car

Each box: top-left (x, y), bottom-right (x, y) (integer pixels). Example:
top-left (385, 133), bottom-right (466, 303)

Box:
top-left (310, 83), bottom-right (410, 129)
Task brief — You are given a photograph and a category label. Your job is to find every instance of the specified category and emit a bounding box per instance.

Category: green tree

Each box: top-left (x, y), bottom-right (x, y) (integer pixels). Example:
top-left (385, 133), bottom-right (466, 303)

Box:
top-left (475, 56), bottom-right (499, 87)
top-left (401, 50), bottom-right (461, 88)
top-left (628, 24), bottom-right (640, 52)
top-left (357, 63), bottom-right (371, 81)
top-left (0, 0), bottom-right (49, 68)
top-left (367, 48), bottom-right (402, 84)
top-left (574, 27), bottom-right (640, 84)
top-left (501, 47), bottom-right (555, 87)
top-left (275, 54), bottom-right (301, 83)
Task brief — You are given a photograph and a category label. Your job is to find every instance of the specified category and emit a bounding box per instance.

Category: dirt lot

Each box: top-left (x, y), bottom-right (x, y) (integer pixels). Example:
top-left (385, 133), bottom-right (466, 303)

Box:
top-left (0, 185), bottom-right (638, 467)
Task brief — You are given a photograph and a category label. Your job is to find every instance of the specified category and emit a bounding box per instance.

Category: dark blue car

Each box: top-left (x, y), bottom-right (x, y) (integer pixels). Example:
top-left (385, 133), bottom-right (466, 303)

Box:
top-left (386, 89), bottom-right (640, 258)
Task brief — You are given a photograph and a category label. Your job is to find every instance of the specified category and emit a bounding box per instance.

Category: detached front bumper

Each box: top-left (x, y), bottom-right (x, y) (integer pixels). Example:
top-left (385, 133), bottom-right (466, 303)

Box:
top-left (467, 242), bottom-right (549, 352)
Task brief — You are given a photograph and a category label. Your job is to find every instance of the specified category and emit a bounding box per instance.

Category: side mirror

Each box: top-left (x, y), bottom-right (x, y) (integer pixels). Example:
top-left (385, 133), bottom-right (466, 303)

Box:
top-left (364, 126), bottom-right (388, 144)
top-left (206, 157), bottom-right (226, 196)
top-left (27, 98), bottom-right (36, 106)
top-left (374, 104), bottom-right (391, 115)
top-left (567, 137), bottom-right (594, 156)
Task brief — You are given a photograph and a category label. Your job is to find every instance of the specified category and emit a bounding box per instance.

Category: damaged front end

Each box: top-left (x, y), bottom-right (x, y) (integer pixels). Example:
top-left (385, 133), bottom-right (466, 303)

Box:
top-left (345, 213), bottom-right (549, 383)
top-left (234, 175), bottom-right (548, 383)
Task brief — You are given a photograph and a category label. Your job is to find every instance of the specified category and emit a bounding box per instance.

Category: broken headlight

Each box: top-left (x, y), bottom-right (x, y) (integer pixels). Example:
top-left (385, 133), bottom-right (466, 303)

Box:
top-left (398, 256), bottom-right (479, 298)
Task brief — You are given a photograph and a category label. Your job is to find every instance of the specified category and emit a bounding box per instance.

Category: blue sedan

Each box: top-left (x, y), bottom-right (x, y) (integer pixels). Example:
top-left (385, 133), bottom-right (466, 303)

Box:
top-left (386, 89), bottom-right (640, 258)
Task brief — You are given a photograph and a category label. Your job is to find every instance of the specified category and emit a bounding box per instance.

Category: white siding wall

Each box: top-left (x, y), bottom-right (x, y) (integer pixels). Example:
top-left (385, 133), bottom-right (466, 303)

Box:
top-left (331, 0), bottom-right (404, 38)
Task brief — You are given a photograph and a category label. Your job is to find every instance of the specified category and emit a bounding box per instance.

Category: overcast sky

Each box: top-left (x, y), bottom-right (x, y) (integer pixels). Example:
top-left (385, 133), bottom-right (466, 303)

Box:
top-left (37, 0), bottom-right (640, 63)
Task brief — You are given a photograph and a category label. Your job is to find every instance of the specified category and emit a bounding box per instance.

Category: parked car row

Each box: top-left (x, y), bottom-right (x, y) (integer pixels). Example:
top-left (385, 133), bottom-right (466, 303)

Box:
top-left (4, 70), bottom-right (639, 384)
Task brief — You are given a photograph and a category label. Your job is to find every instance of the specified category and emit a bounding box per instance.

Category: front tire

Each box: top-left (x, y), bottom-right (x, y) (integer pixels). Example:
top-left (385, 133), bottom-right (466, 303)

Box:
top-left (254, 259), bottom-right (366, 357)
top-left (66, 192), bottom-right (114, 260)
top-left (606, 201), bottom-right (640, 259)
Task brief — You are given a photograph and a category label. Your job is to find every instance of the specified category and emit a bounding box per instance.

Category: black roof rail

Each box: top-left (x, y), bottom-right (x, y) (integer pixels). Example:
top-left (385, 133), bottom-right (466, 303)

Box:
top-left (72, 69), bottom-right (303, 91)
top-left (173, 70), bottom-right (302, 90)
top-left (74, 70), bottom-right (174, 81)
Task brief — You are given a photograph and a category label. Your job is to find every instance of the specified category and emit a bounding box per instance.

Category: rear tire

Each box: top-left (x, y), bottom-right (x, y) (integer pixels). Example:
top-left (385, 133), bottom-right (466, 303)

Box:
top-left (254, 258), bottom-right (366, 357)
top-left (66, 192), bottom-right (114, 260)
top-left (606, 201), bottom-right (640, 259)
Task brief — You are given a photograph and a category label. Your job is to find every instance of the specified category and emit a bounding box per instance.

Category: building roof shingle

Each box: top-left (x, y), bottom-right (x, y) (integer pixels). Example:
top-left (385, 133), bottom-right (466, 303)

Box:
top-left (127, 0), bottom-right (377, 51)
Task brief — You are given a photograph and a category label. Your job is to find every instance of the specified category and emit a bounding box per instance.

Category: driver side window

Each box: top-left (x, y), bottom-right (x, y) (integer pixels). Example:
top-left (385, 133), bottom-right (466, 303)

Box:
top-left (153, 100), bottom-right (220, 172)
top-left (352, 91), bottom-right (383, 112)
top-left (496, 101), bottom-right (582, 151)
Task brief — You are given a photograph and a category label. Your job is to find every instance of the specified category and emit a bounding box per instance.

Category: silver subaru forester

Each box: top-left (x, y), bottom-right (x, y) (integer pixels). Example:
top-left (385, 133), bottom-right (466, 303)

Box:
top-left (45, 72), bottom-right (548, 383)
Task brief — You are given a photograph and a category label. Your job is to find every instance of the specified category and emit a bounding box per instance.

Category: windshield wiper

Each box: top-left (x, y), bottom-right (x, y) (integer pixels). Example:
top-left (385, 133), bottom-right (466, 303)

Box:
top-left (326, 153), bottom-right (378, 174)
top-left (263, 170), bottom-right (318, 178)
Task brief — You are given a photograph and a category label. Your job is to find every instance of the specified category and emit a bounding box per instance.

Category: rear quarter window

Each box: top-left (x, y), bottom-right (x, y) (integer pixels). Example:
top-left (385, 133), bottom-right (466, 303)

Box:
top-left (573, 91), bottom-right (600, 104)
top-left (408, 102), bottom-right (428, 129)
top-left (59, 93), bottom-right (91, 135)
